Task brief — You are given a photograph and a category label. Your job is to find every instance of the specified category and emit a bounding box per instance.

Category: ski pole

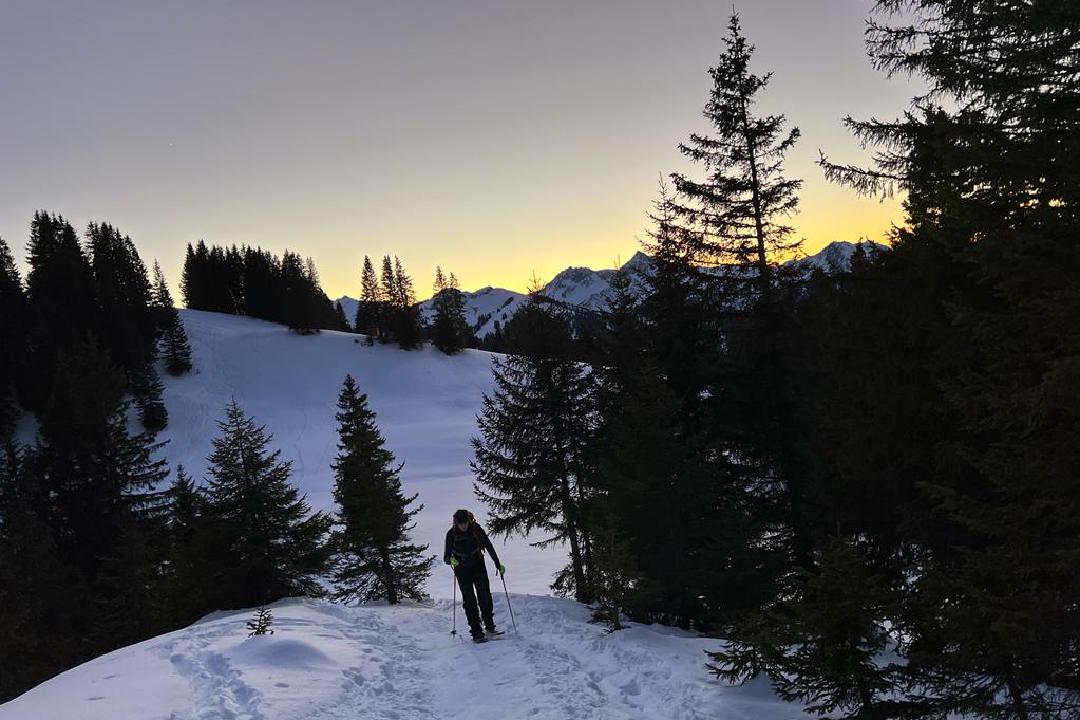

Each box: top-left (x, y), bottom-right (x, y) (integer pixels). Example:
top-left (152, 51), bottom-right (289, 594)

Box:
top-left (451, 569), bottom-right (457, 637)
top-left (500, 571), bottom-right (518, 633)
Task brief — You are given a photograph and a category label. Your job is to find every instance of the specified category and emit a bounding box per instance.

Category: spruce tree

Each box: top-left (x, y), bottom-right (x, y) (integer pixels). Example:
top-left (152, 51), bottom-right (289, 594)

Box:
top-left (247, 606), bottom-right (275, 636)
top-left (378, 255), bottom-right (397, 343)
top-left (87, 222), bottom-right (166, 430)
top-left (0, 438), bottom-right (77, 702)
top-left (36, 338), bottom-right (169, 584)
top-left (329, 375), bottom-right (432, 604)
top-left (130, 361), bottom-right (168, 433)
top-left (165, 465), bottom-right (212, 625)
top-left (180, 241), bottom-right (204, 310)
top-left (356, 255), bottom-right (381, 342)
top-left (150, 261), bottom-right (193, 375)
top-left (430, 267), bottom-right (472, 354)
top-left (281, 251), bottom-right (320, 333)
top-left (472, 298), bottom-right (595, 602)
top-left (333, 301), bottom-right (350, 332)
top-left (27, 338), bottom-right (171, 669)
top-left (721, 3), bottom-right (1080, 718)
top-left (0, 238), bottom-right (25, 434)
top-left (391, 257), bottom-right (423, 350)
top-left (670, 12), bottom-right (802, 294)
top-left (202, 401), bottom-right (331, 608)
top-left (23, 212), bottom-right (97, 410)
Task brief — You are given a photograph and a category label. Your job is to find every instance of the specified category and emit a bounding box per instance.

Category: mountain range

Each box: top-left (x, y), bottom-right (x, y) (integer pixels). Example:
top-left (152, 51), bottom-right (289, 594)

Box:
top-left (335, 241), bottom-right (884, 340)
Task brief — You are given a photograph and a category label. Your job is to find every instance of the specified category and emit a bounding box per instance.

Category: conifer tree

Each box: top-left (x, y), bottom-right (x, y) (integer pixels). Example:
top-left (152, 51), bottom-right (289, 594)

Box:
top-left (356, 255), bottom-right (381, 341)
top-left (472, 298), bottom-right (596, 602)
top-left (88, 222), bottom-right (166, 430)
top-left (392, 256), bottom-right (423, 350)
top-left (36, 338), bottom-right (170, 582)
top-left (378, 255), bottom-right (397, 343)
top-left (27, 338), bottom-right (171, 667)
top-left (333, 301), bottom-right (349, 331)
top-left (130, 362), bottom-right (168, 433)
top-left (281, 251), bottom-right (320, 333)
top-left (720, 3), bottom-right (1080, 719)
top-left (670, 12), bottom-right (802, 295)
top-left (165, 465), bottom-right (211, 625)
top-left (0, 238), bottom-right (25, 434)
top-left (0, 438), bottom-right (75, 702)
top-left (202, 401), bottom-right (331, 608)
top-left (180, 241), bottom-right (204, 310)
top-left (23, 212), bottom-right (97, 410)
top-left (329, 375), bottom-right (433, 604)
top-left (150, 261), bottom-right (193, 375)
top-left (247, 606), bottom-right (274, 636)
top-left (430, 267), bottom-right (472, 354)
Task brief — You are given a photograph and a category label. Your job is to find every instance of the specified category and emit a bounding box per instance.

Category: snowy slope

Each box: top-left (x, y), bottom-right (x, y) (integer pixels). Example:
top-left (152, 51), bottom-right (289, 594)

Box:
top-left (151, 309), bottom-right (565, 598)
top-left (0, 596), bottom-right (798, 720)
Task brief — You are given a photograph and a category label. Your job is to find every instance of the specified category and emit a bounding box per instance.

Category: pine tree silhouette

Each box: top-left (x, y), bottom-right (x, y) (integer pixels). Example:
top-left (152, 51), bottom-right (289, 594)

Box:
top-left (330, 375), bottom-right (432, 604)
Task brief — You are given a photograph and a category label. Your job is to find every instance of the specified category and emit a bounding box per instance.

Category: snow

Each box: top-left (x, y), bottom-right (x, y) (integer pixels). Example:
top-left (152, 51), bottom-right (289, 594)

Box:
top-left (0, 596), bottom-right (799, 720)
top-left (151, 309), bottom-right (564, 599)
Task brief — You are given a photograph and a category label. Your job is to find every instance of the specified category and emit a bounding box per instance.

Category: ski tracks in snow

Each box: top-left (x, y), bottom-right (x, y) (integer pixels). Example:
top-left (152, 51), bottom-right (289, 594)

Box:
top-left (139, 596), bottom-right (771, 720)
top-left (304, 602), bottom-right (435, 720)
top-left (159, 623), bottom-right (265, 720)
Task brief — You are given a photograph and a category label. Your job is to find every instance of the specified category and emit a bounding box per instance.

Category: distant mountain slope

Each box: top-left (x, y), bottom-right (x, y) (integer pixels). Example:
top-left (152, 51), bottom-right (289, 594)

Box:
top-left (335, 241), bottom-right (885, 339)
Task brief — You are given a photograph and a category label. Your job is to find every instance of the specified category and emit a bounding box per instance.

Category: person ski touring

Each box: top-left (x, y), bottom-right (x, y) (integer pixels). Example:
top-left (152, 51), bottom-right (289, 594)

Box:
top-left (444, 509), bottom-right (506, 642)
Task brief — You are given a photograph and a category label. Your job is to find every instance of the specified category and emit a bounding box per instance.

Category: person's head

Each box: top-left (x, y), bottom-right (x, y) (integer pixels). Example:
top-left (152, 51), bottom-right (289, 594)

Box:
top-left (453, 509), bottom-right (471, 531)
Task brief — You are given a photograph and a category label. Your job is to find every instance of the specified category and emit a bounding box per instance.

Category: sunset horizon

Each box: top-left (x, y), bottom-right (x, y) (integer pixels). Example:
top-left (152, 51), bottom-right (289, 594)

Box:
top-left (1, 0), bottom-right (910, 300)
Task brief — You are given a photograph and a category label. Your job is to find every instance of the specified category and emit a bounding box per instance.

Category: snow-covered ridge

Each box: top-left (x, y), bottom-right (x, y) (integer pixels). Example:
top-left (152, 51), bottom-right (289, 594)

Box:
top-left (0, 595), bottom-right (798, 720)
top-left (336, 241), bottom-right (884, 339)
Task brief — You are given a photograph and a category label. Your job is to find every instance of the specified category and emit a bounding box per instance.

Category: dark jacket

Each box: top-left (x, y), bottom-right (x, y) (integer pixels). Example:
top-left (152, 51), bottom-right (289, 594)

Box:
top-left (444, 522), bottom-right (502, 570)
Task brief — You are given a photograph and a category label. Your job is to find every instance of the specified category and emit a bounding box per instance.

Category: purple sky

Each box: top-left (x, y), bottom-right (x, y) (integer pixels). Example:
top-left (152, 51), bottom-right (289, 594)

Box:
top-left (0, 0), bottom-right (916, 299)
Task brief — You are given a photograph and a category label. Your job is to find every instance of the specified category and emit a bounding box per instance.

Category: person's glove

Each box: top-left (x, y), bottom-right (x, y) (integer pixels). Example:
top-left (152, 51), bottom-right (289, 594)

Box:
top-left (498, 564), bottom-right (506, 577)
top-left (449, 557), bottom-right (459, 568)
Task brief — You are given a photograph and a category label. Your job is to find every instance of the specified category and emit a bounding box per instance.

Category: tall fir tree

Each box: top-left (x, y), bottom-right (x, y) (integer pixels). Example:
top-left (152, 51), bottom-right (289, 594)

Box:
top-left (0, 436), bottom-right (76, 702)
top-left (329, 375), bottom-right (433, 604)
top-left (150, 261), bottom-right (193, 375)
top-left (22, 212), bottom-right (97, 410)
top-left (430, 267), bottom-right (472, 354)
top-left (26, 338), bottom-right (171, 677)
top-left (201, 401), bottom-right (331, 609)
top-left (355, 255), bottom-right (382, 341)
top-left (164, 465), bottom-right (212, 625)
top-left (392, 256), bottom-right (423, 350)
top-left (670, 12), bottom-right (802, 293)
top-left (472, 297), bottom-right (596, 602)
top-left (333, 301), bottom-right (350, 332)
top-left (87, 222), bottom-right (166, 431)
top-left (715, 2), bottom-right (1080, 718)
top-left (0, 238), bottom-right (25, 435)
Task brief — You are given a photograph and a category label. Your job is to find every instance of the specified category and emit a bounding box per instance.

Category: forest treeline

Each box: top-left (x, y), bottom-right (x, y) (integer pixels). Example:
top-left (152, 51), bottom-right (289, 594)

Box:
top-left (471, 4), bottom-right (1080, 720)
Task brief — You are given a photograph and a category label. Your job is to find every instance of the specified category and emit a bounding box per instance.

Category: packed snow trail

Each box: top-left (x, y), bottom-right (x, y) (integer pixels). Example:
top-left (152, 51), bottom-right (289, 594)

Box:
top-left (0, 595), bottom-right (799, 720)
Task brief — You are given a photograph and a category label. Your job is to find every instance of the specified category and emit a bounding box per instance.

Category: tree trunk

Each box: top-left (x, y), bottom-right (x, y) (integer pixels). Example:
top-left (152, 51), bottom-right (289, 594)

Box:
top-left (560, 477), bottom-right (589, 602)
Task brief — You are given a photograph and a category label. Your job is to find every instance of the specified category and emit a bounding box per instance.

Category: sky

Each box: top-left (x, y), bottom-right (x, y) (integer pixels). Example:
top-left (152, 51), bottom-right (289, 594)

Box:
top-left (0, 0), bottom-right (917, 300)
